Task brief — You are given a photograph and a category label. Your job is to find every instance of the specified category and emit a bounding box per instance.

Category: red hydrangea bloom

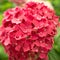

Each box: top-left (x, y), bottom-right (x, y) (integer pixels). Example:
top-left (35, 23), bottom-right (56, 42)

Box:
top-left (0, 2), bottom-right (58, 60)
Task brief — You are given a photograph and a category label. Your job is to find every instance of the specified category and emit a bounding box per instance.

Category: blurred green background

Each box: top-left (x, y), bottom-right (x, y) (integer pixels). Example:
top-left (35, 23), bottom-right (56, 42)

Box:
top-left (0, 0), bottom-right (60, 60)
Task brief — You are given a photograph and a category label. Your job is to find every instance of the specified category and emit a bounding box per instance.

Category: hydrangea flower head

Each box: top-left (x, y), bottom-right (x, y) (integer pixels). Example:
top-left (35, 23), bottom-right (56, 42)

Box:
top-left (0, 2), bottom-right (58, 60)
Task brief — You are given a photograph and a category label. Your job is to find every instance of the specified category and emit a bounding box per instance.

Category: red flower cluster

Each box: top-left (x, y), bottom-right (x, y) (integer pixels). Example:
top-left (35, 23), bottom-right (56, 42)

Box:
top-left (0, 2), bottom-right (58, 60)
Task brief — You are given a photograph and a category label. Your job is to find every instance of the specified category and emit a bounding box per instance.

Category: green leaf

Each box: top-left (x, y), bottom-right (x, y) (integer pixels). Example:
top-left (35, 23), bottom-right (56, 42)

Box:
top-left (49, 0), bottom-right (60, 16)
top-left (0, 45), bottom-right (8, 60)
top-left (0, 14), bottom-right (3, 25)
top-left (54, 28), bottom-right (60, 53)
top-left (48, 49), bottom-right (60, 60)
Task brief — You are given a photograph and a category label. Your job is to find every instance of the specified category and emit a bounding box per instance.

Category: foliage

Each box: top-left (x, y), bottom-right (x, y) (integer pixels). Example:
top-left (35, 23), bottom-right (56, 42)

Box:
top-left (49, 0), bottom-right (60, 16)
top-left (0, 15), bottom-right (3, 25)
top-left (48, 49), bottom-right (60, 60)
top-left (0, 0), bottom-right (13, 14)
top-left (0, 45), bottom-right (8, 60)
top-left (54, 28), bottom-right (60, 53)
